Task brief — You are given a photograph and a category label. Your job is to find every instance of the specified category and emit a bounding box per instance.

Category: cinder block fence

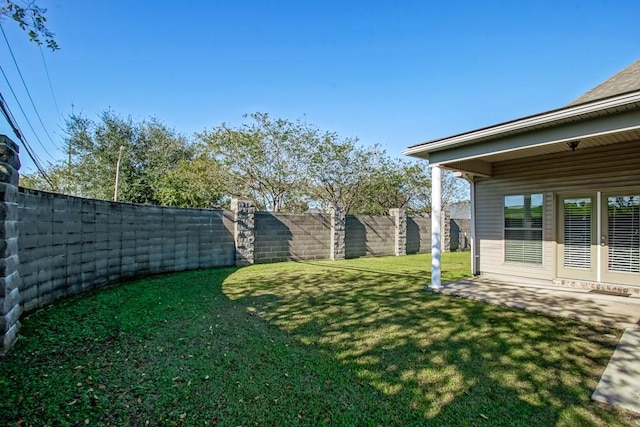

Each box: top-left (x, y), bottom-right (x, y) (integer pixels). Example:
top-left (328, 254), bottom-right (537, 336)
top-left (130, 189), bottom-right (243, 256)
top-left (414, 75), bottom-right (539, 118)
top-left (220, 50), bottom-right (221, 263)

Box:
top-left (0, 135), bottom-right (455, 355)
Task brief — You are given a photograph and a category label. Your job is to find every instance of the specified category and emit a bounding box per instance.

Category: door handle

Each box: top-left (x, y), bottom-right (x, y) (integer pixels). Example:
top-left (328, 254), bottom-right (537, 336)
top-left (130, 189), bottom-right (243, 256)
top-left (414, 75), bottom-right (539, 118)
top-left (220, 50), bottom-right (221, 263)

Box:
top-left (601, 235), bottom-right (607, 246)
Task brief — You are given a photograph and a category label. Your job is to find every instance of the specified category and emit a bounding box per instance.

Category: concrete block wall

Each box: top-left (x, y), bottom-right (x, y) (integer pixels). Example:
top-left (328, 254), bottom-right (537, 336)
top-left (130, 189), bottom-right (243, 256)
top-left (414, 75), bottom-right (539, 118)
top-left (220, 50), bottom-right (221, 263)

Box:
top-left (13, 185), bottom-right (451, 322)
top-left (451, 218), bottom-right (472, 251)
top-left (1, 135), bottom-right (463, 355)
top-left (17, 188), bottom-right (235, 312)
top-left (15, 187), bottom-right (457, 315)
top-left (407, 215), bottom-right (432, 255)
top-left (254, 212), bottom-right (331, 263)
top-left (345, 215), bottom-right (396, 258)
top-left (0, 136), bottom-right (21, 355)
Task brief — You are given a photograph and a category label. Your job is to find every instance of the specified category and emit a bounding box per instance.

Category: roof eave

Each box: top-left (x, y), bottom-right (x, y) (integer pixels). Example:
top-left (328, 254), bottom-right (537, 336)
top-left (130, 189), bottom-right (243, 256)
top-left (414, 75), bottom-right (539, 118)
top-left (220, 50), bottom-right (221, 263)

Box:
top-left (403, 90), bottom-right (640, 158)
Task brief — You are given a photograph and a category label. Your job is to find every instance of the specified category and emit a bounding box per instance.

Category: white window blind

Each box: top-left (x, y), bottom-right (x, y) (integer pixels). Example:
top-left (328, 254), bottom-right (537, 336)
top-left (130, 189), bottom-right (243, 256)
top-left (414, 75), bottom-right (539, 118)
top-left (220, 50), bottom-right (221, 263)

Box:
top-left (563, 198), bottom-right (592, 269)
top-left (504, 194), bottom-right (543, 264)
top-left (608, 195), bottom-right (640, 273)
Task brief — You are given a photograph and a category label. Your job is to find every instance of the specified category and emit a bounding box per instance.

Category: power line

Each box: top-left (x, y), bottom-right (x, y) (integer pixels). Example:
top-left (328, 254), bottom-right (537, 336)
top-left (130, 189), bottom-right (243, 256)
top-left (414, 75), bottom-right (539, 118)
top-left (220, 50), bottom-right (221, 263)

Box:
top-left (0, 90), bottom-right (48, 174)
top-left (0, 90), bottom-right (54, 189)
top-left (39, 45), bottom-right (62, 120)
top-left (0, 64), bottom-right (56, 159)
top-left (0, 23), bottom-right (60, 151)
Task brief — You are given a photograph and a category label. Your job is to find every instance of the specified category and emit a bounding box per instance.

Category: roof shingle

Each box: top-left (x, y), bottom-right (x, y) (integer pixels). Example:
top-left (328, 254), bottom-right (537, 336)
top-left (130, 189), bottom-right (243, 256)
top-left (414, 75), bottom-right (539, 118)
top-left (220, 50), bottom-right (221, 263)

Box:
top-left (568, 59), bottom-right (640, 106)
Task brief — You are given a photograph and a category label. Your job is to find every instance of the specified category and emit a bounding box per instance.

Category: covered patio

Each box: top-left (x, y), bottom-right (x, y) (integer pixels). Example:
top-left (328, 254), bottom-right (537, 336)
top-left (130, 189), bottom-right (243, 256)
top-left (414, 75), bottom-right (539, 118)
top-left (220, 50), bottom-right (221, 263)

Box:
top-left (405, 59), bottom-right (640, 415)
top-left (405, 59), bottom-right (640, 292)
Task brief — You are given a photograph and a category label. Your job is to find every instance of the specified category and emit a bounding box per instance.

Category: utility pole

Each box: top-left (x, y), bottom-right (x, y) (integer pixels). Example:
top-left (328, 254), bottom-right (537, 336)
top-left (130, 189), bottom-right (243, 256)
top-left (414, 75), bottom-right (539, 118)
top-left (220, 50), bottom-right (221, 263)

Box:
top-left (113, 145), bottom-right (124, 201)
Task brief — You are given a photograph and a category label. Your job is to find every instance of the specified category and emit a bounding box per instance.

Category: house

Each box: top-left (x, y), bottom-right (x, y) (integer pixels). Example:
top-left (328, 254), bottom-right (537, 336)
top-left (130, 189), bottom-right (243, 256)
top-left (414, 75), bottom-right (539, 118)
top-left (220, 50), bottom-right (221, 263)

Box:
top-left (447, 200), bottom-right (471, 220)
top-left (404, 59), bottom-right (640, 291)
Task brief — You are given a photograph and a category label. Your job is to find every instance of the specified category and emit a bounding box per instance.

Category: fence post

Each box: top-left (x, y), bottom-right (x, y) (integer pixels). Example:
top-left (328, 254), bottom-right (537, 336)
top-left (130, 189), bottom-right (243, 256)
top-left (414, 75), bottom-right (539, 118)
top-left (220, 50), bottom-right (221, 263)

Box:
top-left (330, 204), bottom-right (345, 260)
top-left (441, 210), bottom-right (451, 253)
top-left (0, 135), bottom-right (21, 355)
top-left (389, 208), bottom-right (407, 256)
top-left (230, 198), bottom-right (255, 266)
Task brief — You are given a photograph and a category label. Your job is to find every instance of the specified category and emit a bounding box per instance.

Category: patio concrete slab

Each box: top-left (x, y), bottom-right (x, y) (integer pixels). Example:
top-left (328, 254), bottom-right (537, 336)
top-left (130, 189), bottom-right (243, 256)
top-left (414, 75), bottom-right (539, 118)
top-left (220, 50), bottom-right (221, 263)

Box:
top-left (592, 329), bottom-right (640, 414)
top-left (431, 277), bottom-right (640, 330)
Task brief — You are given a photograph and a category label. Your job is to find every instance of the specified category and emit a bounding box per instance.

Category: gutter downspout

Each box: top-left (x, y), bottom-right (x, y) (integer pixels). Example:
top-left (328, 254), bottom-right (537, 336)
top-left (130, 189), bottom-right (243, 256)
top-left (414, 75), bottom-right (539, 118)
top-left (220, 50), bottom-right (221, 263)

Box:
top-left (463, 174), bottom-right (479, 276)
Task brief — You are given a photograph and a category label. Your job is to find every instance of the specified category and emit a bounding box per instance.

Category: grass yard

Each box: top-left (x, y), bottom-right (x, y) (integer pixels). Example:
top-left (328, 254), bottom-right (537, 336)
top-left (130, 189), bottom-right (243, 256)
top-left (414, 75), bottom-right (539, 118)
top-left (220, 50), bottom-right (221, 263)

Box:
top-left (1, 252), bottom-right (637, 426)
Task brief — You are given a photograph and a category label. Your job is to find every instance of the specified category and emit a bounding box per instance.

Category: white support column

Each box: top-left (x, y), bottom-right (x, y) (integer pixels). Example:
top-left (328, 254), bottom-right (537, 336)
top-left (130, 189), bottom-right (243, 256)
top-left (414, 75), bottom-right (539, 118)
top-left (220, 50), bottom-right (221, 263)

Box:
top-left (469, 176), bottom-right (478, 275)
top-left (430, 165), bottom-right (442, 289)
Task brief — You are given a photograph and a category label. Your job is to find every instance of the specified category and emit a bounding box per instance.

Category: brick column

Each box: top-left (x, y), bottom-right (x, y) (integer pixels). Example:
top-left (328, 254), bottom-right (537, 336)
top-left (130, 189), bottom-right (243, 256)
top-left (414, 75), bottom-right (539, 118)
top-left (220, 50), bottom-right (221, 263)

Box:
top-left (389, 208), bottom-right (407, 256)
top-left (230, 198), bottom-right (255, 266)
top-left (442, 211), bottom-right (451, 253)
top-left (0, 135), bottom-right (21, 355)
top-left (330, 204), bottom-right (345, 260)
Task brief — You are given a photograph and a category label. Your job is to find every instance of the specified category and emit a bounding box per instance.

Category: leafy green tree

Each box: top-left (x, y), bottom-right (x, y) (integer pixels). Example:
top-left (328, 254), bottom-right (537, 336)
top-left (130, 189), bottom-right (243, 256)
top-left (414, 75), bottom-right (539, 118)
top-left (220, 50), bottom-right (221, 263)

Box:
top-left (19, 161), bottom-right (65, 191)
top-left (21, 111), bottom-right (196, 205)
top-left (1, 0), bottom-right (58, 50)
top-left (156, 155), bottom-right (231, 208)
top-left (440, 169), bottom-right (469, 212)
top-left (365, 165), bottom-right (468, 215)
top-left (307, 136), bottom-right (381, 214)
top-left (198, 112), bottom-right (313, 212)
top-left (352, 159), bottom-right (431, 215)
top-left (21, 109), bottom-right (468, 213)
top-left (307, 138), bottom-right (445, 215)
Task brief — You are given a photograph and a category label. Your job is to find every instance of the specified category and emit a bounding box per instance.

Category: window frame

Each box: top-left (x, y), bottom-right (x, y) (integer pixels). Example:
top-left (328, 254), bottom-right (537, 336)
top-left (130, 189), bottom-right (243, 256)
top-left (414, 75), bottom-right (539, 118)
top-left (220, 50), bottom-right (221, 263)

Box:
top-left (503, 193), bottom-right (544, 265)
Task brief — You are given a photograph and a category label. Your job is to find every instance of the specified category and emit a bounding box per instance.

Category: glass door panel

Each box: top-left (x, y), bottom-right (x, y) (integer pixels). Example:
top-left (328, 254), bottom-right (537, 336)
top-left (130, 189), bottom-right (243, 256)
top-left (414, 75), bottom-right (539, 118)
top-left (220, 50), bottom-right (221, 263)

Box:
top-left (558, 196), bottom-right (596, 281)
top-left (603, 195), bottom-right (640, 285)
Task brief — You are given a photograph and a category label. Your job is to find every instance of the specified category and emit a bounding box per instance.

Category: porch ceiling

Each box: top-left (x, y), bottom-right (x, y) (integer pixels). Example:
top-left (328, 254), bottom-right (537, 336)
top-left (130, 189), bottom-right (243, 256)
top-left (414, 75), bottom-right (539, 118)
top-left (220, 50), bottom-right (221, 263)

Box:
top-left (406, 91), bottom-right (640, 177)
top-left (442, 128), bottom-right (640, 177)
top-left (432, 107), bottom-right (640, 177)
top-left (463, 127), bottom-right (640, 164)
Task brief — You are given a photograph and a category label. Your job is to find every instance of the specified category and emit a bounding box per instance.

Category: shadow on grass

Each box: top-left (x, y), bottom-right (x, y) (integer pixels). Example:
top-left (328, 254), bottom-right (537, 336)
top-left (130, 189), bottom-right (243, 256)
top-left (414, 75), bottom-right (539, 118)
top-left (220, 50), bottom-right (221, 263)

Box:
top-left (223, 257), bottom-right (636, 426)
top-left (1, 254), bottom-right (636, 426)
top-left (1, 266), bottom-right (428, 426)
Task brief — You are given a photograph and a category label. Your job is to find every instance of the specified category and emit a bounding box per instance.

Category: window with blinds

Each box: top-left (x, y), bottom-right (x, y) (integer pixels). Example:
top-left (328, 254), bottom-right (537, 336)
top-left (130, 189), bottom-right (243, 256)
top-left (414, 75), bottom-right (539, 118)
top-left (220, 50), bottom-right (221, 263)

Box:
top-left (504, 194), bottom-right (543, 264)
top-left (608, 195), bottom-right (640, 273)
top-left (563, 198), bottom-right (592, 269)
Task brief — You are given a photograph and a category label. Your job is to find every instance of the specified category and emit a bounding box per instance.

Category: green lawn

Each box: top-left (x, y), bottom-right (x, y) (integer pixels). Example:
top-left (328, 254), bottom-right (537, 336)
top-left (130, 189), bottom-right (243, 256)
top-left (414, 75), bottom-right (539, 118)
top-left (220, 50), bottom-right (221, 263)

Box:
top-left (1, 253), bottom-right (637, 426)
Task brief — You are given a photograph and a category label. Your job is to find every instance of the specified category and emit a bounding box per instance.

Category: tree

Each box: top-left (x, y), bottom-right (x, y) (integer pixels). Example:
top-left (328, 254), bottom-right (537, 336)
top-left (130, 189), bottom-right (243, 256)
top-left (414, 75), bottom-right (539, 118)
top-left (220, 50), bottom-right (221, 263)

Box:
top-left (307, 134), bottom-right (379, 214)
top-left (390, 166), bottom-right (469, 215)
top-left (21, 111), bottom-right (196, 205)
top-left (198, 112), bottom-right (313, 212)
top-left (440, 169), bottom-right (470, 211)
top-left (352, 159), bottom-right (433, 215)
top-left (1, 0), bottom-right (59, 50)
top-left (21, 109), bottom-right (469, 213)
top-left (156, 154), bottom-right (231, 208)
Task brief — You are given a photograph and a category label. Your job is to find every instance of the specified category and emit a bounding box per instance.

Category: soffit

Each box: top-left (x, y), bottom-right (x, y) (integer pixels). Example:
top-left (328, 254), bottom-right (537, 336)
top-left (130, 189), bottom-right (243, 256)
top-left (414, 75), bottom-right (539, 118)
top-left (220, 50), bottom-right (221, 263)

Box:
top-left (477, 127), bottom-right (640, 163)
top-left (406, 95), bottom-right (640, 161)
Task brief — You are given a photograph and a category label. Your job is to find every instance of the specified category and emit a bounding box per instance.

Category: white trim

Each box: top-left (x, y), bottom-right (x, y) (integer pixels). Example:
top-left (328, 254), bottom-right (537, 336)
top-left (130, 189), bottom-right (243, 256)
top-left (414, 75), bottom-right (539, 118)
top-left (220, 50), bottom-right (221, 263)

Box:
top-left (597, 191), bottom-right (602, 282)
top-left (403, 92), bottom-right (640, 157)
top-left (430, 165), bottom-right (442, 289)
top-left (470, 176), bottom-right (478, 275)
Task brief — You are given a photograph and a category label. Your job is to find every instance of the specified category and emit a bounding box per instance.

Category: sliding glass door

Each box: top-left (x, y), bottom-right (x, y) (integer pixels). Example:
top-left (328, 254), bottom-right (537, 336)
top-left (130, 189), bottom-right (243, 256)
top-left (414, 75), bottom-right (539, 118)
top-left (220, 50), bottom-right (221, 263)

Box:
top-left (557, 191), bottom-right (640, 286)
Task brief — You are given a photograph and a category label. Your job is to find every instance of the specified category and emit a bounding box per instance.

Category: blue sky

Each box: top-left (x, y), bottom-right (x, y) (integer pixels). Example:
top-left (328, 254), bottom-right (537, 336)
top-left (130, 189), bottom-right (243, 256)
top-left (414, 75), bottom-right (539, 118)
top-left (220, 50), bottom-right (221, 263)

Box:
top-left (1, 0), bottom-right (639, 174)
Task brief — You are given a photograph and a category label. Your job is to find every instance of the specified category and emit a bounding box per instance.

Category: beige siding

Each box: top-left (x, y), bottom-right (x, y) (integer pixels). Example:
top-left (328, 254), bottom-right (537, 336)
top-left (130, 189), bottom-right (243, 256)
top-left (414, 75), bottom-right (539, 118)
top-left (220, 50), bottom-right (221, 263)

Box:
top-left (476, 140), bottom-right (640, 280)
